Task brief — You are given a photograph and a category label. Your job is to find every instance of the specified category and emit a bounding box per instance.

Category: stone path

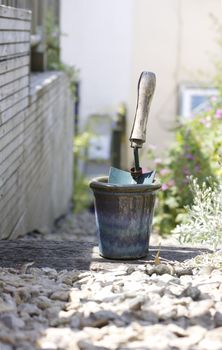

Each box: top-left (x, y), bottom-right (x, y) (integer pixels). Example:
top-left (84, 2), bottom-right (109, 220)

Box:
top-left (0, 212), bottom-right (222, 350)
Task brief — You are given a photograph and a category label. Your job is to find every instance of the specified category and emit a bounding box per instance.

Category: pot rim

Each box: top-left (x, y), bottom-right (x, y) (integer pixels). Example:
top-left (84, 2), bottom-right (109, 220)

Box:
top-left (89, 176), bottom-right (161, 193)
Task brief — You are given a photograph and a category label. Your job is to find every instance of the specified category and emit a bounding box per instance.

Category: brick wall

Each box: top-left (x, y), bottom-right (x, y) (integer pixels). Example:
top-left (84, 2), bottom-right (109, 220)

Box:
top-left (0, 6), bottom-right (73, 239)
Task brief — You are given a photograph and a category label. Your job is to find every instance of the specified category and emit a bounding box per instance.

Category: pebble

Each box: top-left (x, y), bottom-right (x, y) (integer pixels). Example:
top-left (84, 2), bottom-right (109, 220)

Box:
top-left (0, 211), bottom-right (221, 349)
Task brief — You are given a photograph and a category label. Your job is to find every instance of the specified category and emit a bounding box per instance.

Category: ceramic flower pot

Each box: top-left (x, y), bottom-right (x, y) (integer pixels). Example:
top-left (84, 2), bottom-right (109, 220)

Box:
top-left (89, 176), bottom-right (161, 259)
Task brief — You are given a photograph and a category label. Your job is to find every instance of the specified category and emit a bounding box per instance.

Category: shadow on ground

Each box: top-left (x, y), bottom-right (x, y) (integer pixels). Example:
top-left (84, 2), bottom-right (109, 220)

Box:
top-left (0, 240), bottom-right (211, 270)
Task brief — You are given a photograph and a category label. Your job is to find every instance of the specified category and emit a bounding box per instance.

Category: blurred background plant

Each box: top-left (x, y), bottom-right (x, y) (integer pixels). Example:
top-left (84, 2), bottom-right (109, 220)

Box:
top-left (148, 91), bottom-right (222, 236)
top-left (173, 177), bottom-right (222, 250)
top-left (146, 19), bottom-right (222, 237)
top-left (44, 11), bottom-right (79, 99)
top-left (73, 132), bottom-right (92, 212)
top-left (44, 10), bottom-right (91, 212)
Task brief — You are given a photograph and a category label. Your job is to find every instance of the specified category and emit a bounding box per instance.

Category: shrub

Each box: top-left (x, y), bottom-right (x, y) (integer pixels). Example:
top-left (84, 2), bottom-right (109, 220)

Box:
top-left (148, 96), bottom-right (222, 235)
top-left (173, 177), bottom-right (222, 250)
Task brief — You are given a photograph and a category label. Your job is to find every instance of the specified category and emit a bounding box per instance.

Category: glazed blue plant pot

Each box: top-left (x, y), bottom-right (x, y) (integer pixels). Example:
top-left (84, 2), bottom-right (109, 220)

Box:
top-left (89, 176), bottom-right (161, 260)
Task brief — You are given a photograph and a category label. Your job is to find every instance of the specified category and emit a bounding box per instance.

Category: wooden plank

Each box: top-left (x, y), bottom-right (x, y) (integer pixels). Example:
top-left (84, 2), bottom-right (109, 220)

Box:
top-left (0, 96), bottom-right (28, 123)
top-left (17, 155), bottom-right (49, 205)
top-left (0, 153), bottom-right (23, 188)
top-left (0, 241), bottom-right (211, 271)
top-left (0, 5), bottom-right (31, 21)
top-left (0, 169), bottom-right (17, 198)
top-left (0, 184), bottom-right (23, 223)
top-left (0, 75), bottom-right (29, 100)
top-left (0, 172), bottom-right (18, 210)
top-left (0, 55), bottom-right (29, 75)
top-left (0, 30), bottom-right (30, 44)
top-left (1, 196), bottom-right (26, 239)
top-left (0, 143), bottom-right (23, 176)
top-left (0, 108), bottom-right (25, 139)
top-left (0, 119), bottom-right (24, 150)
top-left (7, 209), bottom-right (26, 239)
top-left (22, 135), bottom-right (53, 182)
top-left (0, 65), bottom-right (29, 86)
top-left (23, 132), bottom-right (52, 169)
top-left (0, 132), bottom-right (23, 164)
top-left (0, 86), bottom-right (29, 112)
top-left (0, 18), bottom-right (31, 31)
top-left (0, 42), bottom-right (30, 58)
top-left (24, 90), bottom-right (64, 129)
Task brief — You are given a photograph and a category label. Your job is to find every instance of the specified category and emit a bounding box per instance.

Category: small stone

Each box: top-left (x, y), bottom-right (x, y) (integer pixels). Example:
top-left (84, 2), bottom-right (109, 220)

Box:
top-left (0, 301), bottom-right (15, 313)
top-left (70, 315), bottom-right (81, 329)
top-left (128, 296), bottom-right (145, 311)
top-left (50, 290), bottom-right (69, 302)
top-left (214, 311), bottom-right (222, 327)
top-left (0, 314), bottom-right (25, 330)
top-left (0, 344), bottom-right (13, 350)
top-left (0, 332), bottom-right (15, 345)
top-left (199, 265), bottom-right (214, 275)
top-left (126, 266), bottom-right (136, 274)
top-left (81, 314), bottom-right (109, 328)
top-left (78, 340), bottom-right (109, 350)
top-left (90, 263), bottom-right (105, 272)
top-left (182, 284), bottom-right (201, 300)
top-left (35, 296), bottom-right (52, 310)
top-left (189, 299), bottom-right (214, 318)
top-left (146, 264), bottom-right (175, 276)
top-left (17, 288), bottom-right (31, 303)
top-left (199, 326), bottom-right (222, 349)
top-left (170, 325), bottom-right (206, 348)
top-left (18, 303), bottom-right (40, 316)
top-left (138, 310), bottom-right (159, 324)
top-left (36, 327), bottom-right (80, 350)
top-left (174, 266), bottom-right (193, 277)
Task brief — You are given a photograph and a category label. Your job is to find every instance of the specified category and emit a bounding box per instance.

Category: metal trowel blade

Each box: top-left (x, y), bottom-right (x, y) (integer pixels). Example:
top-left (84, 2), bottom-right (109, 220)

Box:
top-left (108, 167), bottom-right (156, 185)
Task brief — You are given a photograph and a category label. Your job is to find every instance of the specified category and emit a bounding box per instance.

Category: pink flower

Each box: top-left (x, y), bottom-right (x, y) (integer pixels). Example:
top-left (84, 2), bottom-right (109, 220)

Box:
top-left (211, 96), bottom-right (217, 102)
top-left (168, 179), bottom-right (175, 187)
top-left (162, 183), bottom-right (169, 191)
top-left (200, 117), bottom-right (211, 127)
top-left (160, 168), bottom-right (170, 176)
top-left (183, 167), bottom-right (190, 175)
top-left (195, 165), bottom-right (200, 172)
top-left (215, 109), bottom-right (222, 119)
top-left (186, 153), bottom-right (195, 160)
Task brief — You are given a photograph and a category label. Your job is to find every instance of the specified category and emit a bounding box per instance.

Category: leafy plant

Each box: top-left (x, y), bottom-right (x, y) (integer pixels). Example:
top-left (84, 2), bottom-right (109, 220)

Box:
top-left (148, 96), bottom-right (222, 235)
top-left (173, 177), bottom-right (222, 250)
top-left (73, 132), bottom-right (92, 212)
top-left (44, 11), bottom-right (88, 212)
top-left (44, 11), bottom-right (79, 100)
top-left (44, 11), bottom-right (60, 70)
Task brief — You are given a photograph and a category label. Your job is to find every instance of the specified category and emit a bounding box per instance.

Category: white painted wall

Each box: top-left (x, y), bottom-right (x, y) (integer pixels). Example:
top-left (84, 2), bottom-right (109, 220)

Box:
top-left (61, 0), bottom-right (222, 162)
top-left (130, 0), bottom-right (222, 155)
top-left (61, 0), bottom-right (133, 126)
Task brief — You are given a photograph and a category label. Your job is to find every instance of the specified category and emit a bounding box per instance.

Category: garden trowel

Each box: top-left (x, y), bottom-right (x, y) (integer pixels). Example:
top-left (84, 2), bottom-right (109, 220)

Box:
top-left (108, 71), bottom-right (156, 185)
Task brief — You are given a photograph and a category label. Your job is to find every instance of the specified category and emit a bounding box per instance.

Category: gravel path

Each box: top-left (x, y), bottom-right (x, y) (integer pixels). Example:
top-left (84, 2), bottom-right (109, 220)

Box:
top-left (0, 212), bottom-right (222, 350)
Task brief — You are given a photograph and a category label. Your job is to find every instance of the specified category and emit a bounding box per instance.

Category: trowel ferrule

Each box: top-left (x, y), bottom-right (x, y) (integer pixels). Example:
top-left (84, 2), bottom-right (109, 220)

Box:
top-left (130, 147), bottom-right (142, 179)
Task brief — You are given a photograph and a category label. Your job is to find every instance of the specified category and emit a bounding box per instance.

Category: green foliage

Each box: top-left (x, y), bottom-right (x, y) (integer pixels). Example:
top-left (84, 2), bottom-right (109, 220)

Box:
top-left (148, 96), bottom-right (222, 235)
top-left (173, 177), bottom-right (222, 251)
top-left (44, 11), bottom-right (79, 100)
top-left (44, 11), bottom-right (86, 212)
top-left (73, 132), bottom-right (92, 213)
top-left (44, 11), bottom-right (60, 70)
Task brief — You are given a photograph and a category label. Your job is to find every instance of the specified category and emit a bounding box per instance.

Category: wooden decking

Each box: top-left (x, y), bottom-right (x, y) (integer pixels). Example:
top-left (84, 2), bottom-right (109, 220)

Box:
top-left (0, 240), bottom-right (210, 271)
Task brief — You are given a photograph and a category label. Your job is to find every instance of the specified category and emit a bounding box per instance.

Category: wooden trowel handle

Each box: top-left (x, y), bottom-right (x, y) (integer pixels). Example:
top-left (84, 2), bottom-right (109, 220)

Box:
top-left (130, 71), bottom-right (156, 148)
